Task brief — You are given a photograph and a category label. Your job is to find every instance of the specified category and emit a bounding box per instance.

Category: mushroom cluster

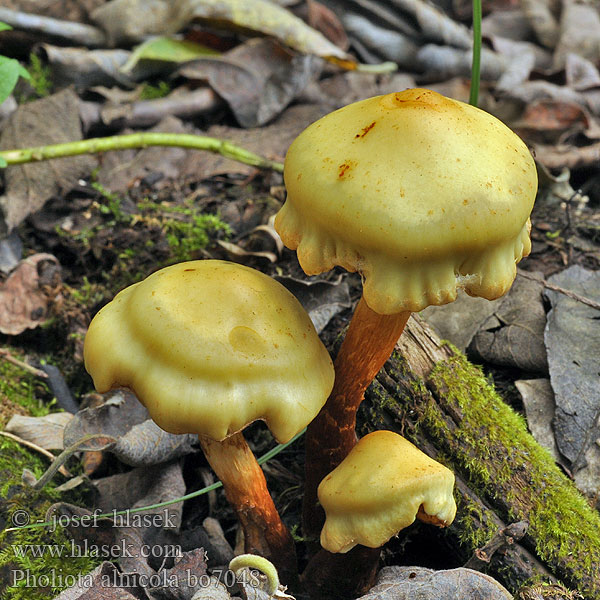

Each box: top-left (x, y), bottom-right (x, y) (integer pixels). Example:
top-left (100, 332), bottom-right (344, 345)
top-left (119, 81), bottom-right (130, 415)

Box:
top-left (83, 87), bottom-right (538, 599)
top-left (275, 87), bottom-right (537, 539)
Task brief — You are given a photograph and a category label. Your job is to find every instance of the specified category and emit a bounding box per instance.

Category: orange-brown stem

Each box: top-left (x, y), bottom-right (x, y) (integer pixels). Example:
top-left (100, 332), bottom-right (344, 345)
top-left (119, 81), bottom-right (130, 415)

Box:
top-left (198, 432), bottom-right (298, 586)
top-left (302, 297), bottom-right (411, 542)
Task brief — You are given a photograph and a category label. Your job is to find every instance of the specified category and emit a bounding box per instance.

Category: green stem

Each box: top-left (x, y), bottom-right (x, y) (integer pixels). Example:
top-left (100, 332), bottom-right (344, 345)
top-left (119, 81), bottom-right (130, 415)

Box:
top-left (0, 132), bottom-right (284, 172)
top-left (469, 0), bottom-right (482, 107)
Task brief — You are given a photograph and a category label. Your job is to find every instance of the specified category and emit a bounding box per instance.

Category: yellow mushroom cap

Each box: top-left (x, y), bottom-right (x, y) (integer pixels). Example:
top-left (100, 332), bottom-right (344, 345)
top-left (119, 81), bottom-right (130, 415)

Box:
top-left (276, 88), bottom-right (538, 314)
top-left (318, 430), bottom-right (456, 553)
top-left (83, 260), bottom-right (335, 443)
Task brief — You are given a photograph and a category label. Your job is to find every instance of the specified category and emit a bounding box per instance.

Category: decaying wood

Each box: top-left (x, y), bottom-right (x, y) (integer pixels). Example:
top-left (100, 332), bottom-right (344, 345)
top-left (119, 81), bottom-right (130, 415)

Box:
top-left (358, 315), bottom-right (600, 599)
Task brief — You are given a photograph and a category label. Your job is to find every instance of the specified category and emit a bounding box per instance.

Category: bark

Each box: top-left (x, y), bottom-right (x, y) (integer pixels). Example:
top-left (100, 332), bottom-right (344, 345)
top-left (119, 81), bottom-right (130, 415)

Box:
top-left (353, 315), bottom-right (600, 598)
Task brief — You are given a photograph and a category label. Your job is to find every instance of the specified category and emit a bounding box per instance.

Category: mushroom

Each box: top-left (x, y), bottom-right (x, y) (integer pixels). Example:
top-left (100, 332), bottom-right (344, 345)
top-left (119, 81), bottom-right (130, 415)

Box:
top-left (83, 259), bottom-right (335, 582)
top-left (274, 88), bottom-right (537, 536)
top-left (303, 430), bottom-right (456, 599)
top-left (319, 430), bottom-right (456, 554)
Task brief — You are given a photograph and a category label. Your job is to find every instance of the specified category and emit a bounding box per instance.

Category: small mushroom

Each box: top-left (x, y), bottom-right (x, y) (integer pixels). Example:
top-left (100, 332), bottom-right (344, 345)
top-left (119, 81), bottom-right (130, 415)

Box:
top-left (319, 430), bottom-right (456, 554)
top-left (275, 88), bottom-right (538, 536)
top-left (303, 430), bottom-right (456, 599)
top-left (83, 259), bottom-right (335, 582)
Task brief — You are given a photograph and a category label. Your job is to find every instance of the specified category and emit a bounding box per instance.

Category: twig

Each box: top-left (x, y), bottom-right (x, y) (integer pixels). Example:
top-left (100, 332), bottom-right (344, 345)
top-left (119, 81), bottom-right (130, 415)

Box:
top-left (0, 132), bottom-right (285, 173)
top-left (0, 7), bottom-right (106, 47)
top-left (0, 348), bottom-right (48, 379)
top-left (464, 521), bottom-right (528, 569)
top-left (0, 430), bottom-right (71, 477)
top-left (518, 270), bottom-right (600, 311)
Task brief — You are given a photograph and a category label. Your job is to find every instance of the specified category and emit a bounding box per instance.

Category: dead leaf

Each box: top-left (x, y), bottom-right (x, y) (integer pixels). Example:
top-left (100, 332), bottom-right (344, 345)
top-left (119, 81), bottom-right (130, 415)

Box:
top-left (553, 0), bottom-right (600, 69)
top-left (306, 0), bottom-right (348, 51)
top-left (565, 53), bottom-right (600, 91)
top-left (0, 253), bottom-right (61, 335)
top-left (340, 13), bottom-right (419, 67)
top-left (52, 562), bottom-right (138, 600)
top-left (92, 0), bottom-right (353, 64)
top-left (357, 566), bottom-right (512, 599)
top-left (482, 9), bottom-right (535, 43)
top-left (534, 141), bottom-right (600, 169)
top-left (0, 229), bottom-right (22, 274)
top-left (179, 103), bottom-right (329, 181)
top-left (468, 272), bottom-right (548, 373)
top-left (544, 265), bottom-right (600, 472)
top-left (499, 80), bottom-right (586, 106)
top-left (147, 548), bottom-right (214, 599)
top-left (42, 45), bottom-right (134, 89)
top-left (520, 0), bottom-right (559, 49)
top-left (0, 89), bottom-right (97, 233)
top-left (5, 412), bottom-right (72, 450)
top-left (64, 389), bottom-right (198, 466)
top-left (177, 38), bottom-right (320, 127)
top-left (513, 100), bottom-right (589, 144)
top-left (419, 290), bottom-right (501, 352)
top-left (416, 45), bottom-right (506, 81)
top-left (96, 115), bottom-right (192, 193)
top-left (515, 379), bottom-right (560, 460)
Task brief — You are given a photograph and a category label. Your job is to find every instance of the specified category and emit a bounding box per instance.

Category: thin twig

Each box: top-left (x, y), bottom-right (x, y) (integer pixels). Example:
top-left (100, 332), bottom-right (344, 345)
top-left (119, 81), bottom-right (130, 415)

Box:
top-left (0, 430), bottom-right (71, 477)
top-left (518, 271), bottom-right (600, 311)
top-left (0, 348), bottom-right (49, 379)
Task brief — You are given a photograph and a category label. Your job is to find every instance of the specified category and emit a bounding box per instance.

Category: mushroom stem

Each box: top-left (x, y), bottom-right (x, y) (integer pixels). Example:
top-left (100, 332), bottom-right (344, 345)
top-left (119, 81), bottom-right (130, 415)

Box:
top-left (198, 432), bottom-right (298, 585)
top-left (302, 296), bottom-right (411, 540)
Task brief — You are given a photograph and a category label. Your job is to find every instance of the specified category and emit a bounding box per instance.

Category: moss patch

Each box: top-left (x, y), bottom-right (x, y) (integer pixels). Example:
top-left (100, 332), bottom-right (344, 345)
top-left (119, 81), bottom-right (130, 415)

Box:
top-left (0, 352), bottom-right (101, 599)
top-left (424, 352), bottom-right (600, 597)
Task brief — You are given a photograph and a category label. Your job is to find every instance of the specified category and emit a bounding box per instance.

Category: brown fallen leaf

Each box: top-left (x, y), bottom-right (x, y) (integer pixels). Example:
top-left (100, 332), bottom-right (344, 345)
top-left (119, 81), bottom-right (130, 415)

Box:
top-left (306, 0), bottom-right (348, 51)
top-left (0, 89), bottom-right (96, 233)
top-left (513, 100), bottom-right (590, 143)
top-left (5, 412), bottom-right (72, 450)
top-left (0, 253), bottom-right (61, 335)
top-left (177, 38), bottom-right (320, 127)
top-left (52, 562), bottom-right (138, 600)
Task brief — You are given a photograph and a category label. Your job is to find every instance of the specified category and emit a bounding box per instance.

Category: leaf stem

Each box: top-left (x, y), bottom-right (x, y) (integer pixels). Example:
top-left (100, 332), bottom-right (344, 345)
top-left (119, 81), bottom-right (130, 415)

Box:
top-left (0, 132), bottom-right (284, 172)
top-left (469, 0), bottom-right (482, 107)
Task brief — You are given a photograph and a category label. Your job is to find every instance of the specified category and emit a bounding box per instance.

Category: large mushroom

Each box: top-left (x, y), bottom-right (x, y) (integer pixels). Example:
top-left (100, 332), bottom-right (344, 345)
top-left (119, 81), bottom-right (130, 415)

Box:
top-left (304, 430), bottom-right (456, 598)
top-left (275, 88), bottom-right (538, 537)
top-left (83, 259), bottom-right (335, 582)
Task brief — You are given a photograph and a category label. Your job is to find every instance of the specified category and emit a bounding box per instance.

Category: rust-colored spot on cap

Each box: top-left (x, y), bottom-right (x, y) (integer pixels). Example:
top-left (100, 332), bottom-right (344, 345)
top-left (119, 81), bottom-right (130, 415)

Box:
top-left (338, 161), bottom-right (356, 179)
top-left (355, 121), bottom-right (376, 139)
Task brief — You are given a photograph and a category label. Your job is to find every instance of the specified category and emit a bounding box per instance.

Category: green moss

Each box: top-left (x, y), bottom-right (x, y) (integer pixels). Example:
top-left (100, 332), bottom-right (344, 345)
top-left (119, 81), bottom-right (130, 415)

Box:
top-left (0, 436), bottom-right (100, 600)
top-left (0, 349), bottom-right (51, 421)
top-left (0, 482), bottom-right (99, 599)
top-left (424, 352), bottom-right (600, 597)
top-left (138, 199), bottom-right (231, 261)
top-left (0, 354), bottom-right (100, 599)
